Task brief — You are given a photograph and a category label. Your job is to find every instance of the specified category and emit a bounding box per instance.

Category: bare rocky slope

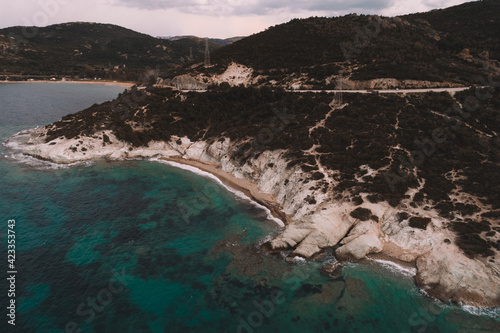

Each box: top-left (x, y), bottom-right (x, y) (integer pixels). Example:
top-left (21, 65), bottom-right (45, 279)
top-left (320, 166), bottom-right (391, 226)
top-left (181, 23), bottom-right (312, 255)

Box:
top-left (10, 84), bottom-right (500, 308)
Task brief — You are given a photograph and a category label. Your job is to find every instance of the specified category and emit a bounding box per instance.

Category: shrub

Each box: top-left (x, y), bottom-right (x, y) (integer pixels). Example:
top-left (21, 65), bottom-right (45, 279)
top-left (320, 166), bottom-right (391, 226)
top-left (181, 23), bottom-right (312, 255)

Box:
top-left (409, 217), bottom-right (431, 229)
top-left (350, 208), bottom-right (372, 221)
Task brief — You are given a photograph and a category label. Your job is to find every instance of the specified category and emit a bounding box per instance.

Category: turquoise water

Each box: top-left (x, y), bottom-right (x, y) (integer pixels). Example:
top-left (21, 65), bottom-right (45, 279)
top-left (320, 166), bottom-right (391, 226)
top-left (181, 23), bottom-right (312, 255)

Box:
top-left (0, 83), bottom-right (499, 333)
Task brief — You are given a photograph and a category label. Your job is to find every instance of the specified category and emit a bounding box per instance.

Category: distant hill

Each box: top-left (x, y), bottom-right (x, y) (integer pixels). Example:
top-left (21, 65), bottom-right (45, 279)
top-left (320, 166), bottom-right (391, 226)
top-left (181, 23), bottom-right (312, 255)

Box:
top-left (0, 22), bottom-right (222, 81)
top-left (164, 0), bottom-right (499, 89)
top-left (160, 35), bottom-right (245, 47)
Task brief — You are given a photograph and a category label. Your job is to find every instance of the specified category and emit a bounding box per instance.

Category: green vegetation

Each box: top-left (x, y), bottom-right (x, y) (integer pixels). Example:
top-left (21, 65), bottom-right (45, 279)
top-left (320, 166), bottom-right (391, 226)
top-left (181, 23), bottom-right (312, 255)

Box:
top-left (350, 208), bottom-right (373, 221)
top-left (408, 217), bottom-right (431, 230)
top-left (0, 22), bottom-right (221, 80)
top-left (42, 86), bottom-right (500, 262)
top-left (2, 1), bottom-right (498, 87)
top-left (167, 0), bottom-right (499, 88)
top-left (403, 0), bottom-right (500, 58)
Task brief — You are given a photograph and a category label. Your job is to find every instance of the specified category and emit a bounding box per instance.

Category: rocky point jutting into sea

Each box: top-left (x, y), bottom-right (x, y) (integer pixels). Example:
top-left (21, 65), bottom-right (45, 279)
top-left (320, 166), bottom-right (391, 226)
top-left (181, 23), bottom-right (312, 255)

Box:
top-left (8, 84), bottom-right (500, 308)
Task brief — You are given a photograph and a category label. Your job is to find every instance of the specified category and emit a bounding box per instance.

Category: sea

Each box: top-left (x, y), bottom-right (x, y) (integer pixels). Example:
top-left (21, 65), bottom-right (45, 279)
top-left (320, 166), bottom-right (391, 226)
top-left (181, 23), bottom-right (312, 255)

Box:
top-left (0, 82), bottom-right (498, 333)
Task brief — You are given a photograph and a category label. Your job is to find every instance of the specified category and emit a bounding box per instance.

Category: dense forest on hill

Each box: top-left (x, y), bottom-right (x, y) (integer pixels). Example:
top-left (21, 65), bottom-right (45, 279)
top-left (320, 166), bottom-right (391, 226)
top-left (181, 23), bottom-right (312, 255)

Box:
top-left (167, 0), bottom-right (499, 87)
top-left (0, 22), bottom-right (221, 80)
top-left (403, 0), bottom-right (500, 58)
top-left (2, 1), bottom-right (498, 86)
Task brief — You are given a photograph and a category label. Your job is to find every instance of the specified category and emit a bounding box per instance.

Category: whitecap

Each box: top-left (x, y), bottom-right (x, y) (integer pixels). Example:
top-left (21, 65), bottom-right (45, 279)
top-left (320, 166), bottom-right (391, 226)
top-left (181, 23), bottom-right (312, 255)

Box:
top-left (461, 305), bottom-right (500, 319)
top-left (257, 234), bottom-right (275, 246)
top-left (366, 257), bottom-right (417, 277)
top-left (4, 152), bottom-right (93, 170)
top-left (3, 140), bottom-right (25, 151)
top-left (291, 256), bottom-right (306, 263)
top-left (3, 131), bottom-right (35, 151)
top-left (412, 282), bottom-right (499, 318)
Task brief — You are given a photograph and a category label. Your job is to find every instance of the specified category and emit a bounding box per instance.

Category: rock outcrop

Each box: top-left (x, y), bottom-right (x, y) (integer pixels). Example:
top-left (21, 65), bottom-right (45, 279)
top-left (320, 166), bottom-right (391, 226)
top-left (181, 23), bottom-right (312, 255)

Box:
top-left (336, 220), bottom-right (384, 262)
top-left (416, 249), bottom-right (500, 308)
top-left (163, 62), bottom-right (255, 90)
top-left (166, 74), bottom-right (207, 90)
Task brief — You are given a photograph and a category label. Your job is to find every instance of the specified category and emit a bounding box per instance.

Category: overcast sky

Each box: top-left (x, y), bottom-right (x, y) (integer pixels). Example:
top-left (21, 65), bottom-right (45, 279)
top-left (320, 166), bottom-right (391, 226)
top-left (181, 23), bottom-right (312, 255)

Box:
top-left (2, 0), bottom-right (474, 38)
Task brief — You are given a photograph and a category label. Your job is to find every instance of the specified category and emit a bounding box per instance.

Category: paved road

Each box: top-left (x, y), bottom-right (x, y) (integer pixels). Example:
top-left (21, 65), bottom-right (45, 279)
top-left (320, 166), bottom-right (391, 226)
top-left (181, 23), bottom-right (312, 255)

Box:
top-left (179, 87), bottom-right (472, 94)
top-left (287, 87), bottom-right (472, 94)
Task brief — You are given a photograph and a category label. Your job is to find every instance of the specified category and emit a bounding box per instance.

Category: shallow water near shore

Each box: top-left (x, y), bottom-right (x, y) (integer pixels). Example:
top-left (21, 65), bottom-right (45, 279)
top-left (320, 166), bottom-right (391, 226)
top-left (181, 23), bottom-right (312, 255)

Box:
top-left (1, 83), bottom-right (499, 332)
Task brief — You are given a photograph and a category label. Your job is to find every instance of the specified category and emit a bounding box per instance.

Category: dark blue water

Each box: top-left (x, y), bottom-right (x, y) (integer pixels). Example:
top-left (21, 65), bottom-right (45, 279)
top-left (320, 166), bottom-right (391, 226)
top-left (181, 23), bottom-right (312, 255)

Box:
top-left (0, 83), bottom-right (498, 333)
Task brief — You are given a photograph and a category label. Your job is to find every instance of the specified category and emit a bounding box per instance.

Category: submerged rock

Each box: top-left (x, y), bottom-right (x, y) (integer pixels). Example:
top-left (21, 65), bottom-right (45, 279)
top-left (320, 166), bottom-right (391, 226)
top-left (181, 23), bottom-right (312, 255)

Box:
top-left (320, 261), bottom-right (345, 280)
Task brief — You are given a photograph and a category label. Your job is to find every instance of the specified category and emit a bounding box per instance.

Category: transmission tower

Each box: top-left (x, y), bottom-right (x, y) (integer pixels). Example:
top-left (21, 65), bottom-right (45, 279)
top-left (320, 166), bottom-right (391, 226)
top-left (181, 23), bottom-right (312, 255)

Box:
top-left (204, 38), bottom-right (211, 67)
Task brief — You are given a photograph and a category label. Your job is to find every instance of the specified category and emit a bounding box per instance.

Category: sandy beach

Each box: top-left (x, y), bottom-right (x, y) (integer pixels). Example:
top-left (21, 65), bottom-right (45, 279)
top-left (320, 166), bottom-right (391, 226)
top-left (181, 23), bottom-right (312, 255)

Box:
top-left (162, 156), bottom-right (290, 225)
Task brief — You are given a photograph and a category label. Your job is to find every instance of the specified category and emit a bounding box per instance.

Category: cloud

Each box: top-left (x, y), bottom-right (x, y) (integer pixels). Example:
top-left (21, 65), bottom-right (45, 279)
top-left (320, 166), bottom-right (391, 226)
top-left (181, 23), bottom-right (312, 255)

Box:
top-left (112, 0), bottom-right (396, 16)
top-left (0, 0), bottom-right (474, 39)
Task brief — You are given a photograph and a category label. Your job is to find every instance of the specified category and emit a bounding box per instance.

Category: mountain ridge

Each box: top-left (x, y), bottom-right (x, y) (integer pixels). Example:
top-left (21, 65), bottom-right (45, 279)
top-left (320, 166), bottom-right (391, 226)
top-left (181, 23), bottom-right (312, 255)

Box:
top-left (0, 22), bottom-right (223, 81)
top-left (162, 0), bottom-right (499, 90)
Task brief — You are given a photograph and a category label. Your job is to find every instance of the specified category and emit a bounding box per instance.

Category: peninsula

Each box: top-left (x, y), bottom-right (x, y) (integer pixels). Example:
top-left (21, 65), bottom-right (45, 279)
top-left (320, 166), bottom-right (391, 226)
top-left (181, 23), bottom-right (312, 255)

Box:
top-left (6, 0), bottom-right (500, 309)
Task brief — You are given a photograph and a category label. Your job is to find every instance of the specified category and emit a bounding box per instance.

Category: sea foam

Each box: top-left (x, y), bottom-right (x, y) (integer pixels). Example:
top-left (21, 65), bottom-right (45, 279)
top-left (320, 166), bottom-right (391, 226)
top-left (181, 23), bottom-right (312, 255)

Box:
top-left (366, 257), bottom-right (417, 277)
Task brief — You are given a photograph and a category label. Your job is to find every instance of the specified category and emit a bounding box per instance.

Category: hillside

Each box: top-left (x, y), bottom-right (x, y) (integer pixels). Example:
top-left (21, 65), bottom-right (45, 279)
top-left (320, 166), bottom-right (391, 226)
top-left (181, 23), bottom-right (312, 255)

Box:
top-left (0, 22), bottom-right (222, 81)
top-left (163, 0), bottom-right (499, 90)
top-left (15, 84), bottom-right (500, 307)
top-left (403, 0), bottom-right (500, 58)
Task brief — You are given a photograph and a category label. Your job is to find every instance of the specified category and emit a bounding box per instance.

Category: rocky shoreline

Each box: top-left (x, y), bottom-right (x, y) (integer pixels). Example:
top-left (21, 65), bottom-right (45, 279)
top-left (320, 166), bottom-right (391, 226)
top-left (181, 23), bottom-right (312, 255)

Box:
top-left (7, 126), bottom-right (500, 309)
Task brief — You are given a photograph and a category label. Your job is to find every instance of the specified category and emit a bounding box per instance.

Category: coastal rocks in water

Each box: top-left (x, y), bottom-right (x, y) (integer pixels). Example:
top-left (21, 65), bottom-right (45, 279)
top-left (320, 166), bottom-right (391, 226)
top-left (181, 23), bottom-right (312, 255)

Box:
top-left (264, 225), bottom-right (312, 252)
top-left (267, 208), bottom-right (357, 259)
top-left (320, 261), bottom-right (345, 280)
top-left (22, 128), bottom-right (127, 163)
top-left (415, 249), bottom-right (500, 308)
top-left (335, 220), bottom-right (383, 262)
top-left (292, 212), bottom-right (357, 259)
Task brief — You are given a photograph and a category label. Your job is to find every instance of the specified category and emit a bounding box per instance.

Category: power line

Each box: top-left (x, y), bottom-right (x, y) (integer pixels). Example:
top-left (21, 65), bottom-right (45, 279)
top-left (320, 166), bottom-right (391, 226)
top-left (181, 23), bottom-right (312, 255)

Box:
top-left (204, 39), bottom-right (211, 67)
